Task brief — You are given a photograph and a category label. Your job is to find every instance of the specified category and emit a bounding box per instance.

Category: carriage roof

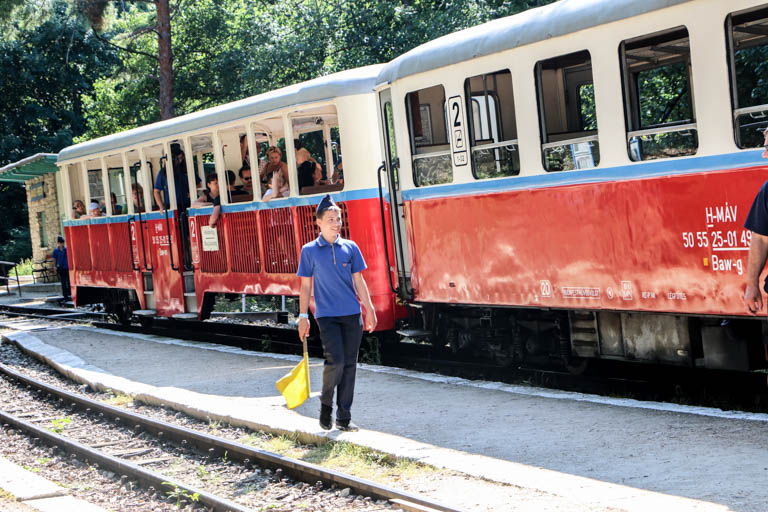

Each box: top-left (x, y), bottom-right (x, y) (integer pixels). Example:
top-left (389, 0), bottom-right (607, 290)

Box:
top-left (375, 0), bottom-right (692, 86)
top-left (57, 64), bottom-right (383, 164)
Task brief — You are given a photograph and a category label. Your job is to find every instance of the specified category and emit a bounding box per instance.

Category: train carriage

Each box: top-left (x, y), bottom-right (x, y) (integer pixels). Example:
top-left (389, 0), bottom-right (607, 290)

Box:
top-left (57, 65), bottom-right (403, 330)
top-left (374, 0), bottom-right (768, 370)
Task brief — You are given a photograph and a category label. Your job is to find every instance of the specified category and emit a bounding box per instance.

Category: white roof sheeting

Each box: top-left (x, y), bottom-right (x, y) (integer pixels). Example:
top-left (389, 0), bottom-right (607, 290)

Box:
top-left (376, 0), bottom-right (692, 85)
top-left (58, 64), bottom-right (384, 163)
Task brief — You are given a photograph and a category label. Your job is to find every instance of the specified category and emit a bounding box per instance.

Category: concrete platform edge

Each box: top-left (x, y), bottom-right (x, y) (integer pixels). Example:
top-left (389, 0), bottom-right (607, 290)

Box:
top-left (0, 456), bottom-right (108, 511)
top-left (1, 329), bottom-right (729, 512)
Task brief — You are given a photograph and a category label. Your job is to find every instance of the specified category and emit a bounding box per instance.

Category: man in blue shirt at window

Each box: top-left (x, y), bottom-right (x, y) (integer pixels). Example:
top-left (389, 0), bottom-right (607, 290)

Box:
top-left (50, 236), bottom-right (71, 301)
top-left (153, 143), bottom-right (199, 210)
top-left (297, 195), bottom-right (377, 432)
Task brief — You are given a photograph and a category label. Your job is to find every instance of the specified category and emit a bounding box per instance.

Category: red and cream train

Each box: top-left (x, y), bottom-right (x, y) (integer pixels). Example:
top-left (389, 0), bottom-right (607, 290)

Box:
top-left (57, 0), bottom-right (768, 372)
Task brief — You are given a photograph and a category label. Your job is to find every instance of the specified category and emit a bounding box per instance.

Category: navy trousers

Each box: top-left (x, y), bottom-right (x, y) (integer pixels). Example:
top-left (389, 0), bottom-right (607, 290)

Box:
top-left (57, 267), bottom-right (71, 300)
top-left (316, 314), bottom-right (363, 421)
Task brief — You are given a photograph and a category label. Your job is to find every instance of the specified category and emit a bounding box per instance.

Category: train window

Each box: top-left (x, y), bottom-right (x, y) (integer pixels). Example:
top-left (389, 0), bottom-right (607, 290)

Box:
top-left (535, 50), bottom-right (600, 172)
top-left (464, 70), bottom-right (519, 179)
top-left (727, 5), bottom-right (768, 149)
top-left (236, 129), bottom-right (268, 201)
top-left (124, 149), bottom-right (150, 214)
top-left (86, 163), bottom-right (105, 213)
top-left (108, 166), bottom-right (127, 215)
top-left (405, 85), bottom-right (453, 186)
top-left (67, 163), bottom-right (87, 220)
top-left (620, 27), bottom-right (697, 161)
top-left (293, 109), bottom-right (344, 196)
top-left (188, 134), bottom-right (214, 204)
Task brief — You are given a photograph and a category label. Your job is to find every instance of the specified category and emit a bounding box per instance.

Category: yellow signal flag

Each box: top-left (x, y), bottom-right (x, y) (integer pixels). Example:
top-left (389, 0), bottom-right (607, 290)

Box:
top-left (276, 351), bottom-right (311, 409)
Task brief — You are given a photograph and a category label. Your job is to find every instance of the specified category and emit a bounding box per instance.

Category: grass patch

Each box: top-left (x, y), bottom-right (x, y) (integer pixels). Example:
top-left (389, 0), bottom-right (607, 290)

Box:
top-left (12, 258), bottom-right (33, 276)
top-left (103, 390), bottom-right (133, 407)
top-left (239, 431), bottom-right (432, 482)
top-left (0, 488), bottom-right (16, 500)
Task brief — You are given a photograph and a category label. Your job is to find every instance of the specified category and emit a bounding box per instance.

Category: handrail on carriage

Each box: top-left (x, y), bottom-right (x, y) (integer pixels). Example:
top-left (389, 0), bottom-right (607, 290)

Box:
top-left (733, 104), bottom-right (768, 119)
top-left (627, 122), bottom-right (698, 139)
top-left (471, 139), bottom-right (519, 152)
top-left (0, 261), bottom-right (21, 298)
top-left (376, 161), bottom-right (399, 297)
top-left (412, 149), bottom-right (452, 160)
top-left (163, 208), bottom-right (180, 272)
top-left (541, 134), bottom-right (599, 150)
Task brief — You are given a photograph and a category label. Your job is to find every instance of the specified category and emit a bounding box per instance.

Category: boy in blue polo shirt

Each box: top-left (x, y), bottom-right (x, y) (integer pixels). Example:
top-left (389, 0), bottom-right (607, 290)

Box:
top-left (50, 236), bottom-right (71, 301)
top-left (297, 194), bottom-right (377, 431)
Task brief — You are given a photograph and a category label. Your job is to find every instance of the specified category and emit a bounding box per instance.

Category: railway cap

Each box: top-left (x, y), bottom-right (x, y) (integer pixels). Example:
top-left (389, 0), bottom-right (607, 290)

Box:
top-left (316, 194), bottom-right (337, 217)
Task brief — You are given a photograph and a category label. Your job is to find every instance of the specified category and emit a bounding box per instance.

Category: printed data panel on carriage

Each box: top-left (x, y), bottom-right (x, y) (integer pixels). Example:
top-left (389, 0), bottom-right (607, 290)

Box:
top-left (404, 164), bottom-right (768, 317)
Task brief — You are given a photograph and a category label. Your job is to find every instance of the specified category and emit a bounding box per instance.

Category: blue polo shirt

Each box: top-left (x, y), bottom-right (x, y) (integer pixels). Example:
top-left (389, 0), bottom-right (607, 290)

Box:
top-left (297, 235), bottom-right (367, 318)
top-left (52, 247), bottom-right (68, 270)
top-left (746, 180), bottom-right (768, 236)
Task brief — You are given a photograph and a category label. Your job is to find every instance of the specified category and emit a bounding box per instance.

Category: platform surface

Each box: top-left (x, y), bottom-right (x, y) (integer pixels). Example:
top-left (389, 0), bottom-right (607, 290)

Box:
top-left (3, 324), bottom-right (767, 512)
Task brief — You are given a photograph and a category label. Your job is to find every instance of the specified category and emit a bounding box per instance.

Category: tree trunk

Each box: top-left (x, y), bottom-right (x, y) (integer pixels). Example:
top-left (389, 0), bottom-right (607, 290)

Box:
top-left (155, 0), bottom-right (174, 119)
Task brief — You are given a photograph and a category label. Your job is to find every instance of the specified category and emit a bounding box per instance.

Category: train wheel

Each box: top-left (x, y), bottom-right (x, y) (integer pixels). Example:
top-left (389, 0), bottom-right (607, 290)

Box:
top-left (565, 356), bottom-right (590, 376)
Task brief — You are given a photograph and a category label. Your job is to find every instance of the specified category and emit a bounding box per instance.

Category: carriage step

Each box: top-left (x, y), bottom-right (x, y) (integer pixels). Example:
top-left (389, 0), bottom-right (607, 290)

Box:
top-left (133, 310), bottom-right (156, 317)
top-left (396, 329), bottom-right (432, 339)
top-left (172, 313), bottom-right (198, 320)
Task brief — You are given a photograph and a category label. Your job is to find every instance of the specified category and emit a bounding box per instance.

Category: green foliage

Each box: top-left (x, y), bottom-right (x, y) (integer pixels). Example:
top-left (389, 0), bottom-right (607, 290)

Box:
top-left (162, 481), bottom-right (200, 508)
top-left (50, 416), bottom-right (72, 433)
top-left (637, 62), bottom-right (693, 128)
top-left (0, 0), bottom-right (118, 262)
top-left (77, 0), bottom-right (561, 140)
top-left (13, 258), bottom-right (34, 276)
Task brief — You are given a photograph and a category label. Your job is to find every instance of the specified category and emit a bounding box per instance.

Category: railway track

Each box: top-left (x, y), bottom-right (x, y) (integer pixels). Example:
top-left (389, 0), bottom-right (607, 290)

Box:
top-left (0, 361), bottom-right (461, 512)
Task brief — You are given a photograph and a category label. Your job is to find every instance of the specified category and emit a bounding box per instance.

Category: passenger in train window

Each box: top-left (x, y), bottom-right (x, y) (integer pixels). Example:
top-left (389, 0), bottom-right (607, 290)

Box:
top-left (226, 169), bottom-right (249, 202)
top-left (109, 192), bottom-right (123, 215)
top-left (192, 173), bottom-right (221, 227)
top-left (131, 183), bottom-right (145, 213)
top-left (239, 135), bottom-right (267, 176)
top-left (153, 143), bottom-right (199, 210)
top-left (262, 146), bottom-right (289, 200)
top-left (72, 200), bottom-right (86, 219)
top-left (743, 129), bottom-right (768, 315)
top-left (297, 194), bottom-right (377, 431)
top-left (332, 142), bottom-right (343, 185)
top-left (297, 148), bottom-right (317, 190)
top-left (238, 166), bottom-right (254, 197)
top-left (87, 201), bottom-right (102, 217)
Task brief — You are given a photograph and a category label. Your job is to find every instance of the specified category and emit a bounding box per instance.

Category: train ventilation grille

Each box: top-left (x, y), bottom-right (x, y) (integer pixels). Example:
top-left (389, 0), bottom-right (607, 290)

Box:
top-left (568, 311), bottom-right (599, 357)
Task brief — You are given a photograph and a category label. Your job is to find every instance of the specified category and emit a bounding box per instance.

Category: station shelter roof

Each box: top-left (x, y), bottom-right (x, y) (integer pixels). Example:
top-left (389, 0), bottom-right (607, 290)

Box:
top-left (0, 153), bottom-right (58, 183)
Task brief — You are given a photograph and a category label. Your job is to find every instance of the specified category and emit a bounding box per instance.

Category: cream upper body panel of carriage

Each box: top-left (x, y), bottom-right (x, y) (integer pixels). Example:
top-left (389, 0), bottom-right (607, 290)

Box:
top-left (57, 65), bottom-right (385, 219)
top-left (375, 0), bottom-right (768, 192)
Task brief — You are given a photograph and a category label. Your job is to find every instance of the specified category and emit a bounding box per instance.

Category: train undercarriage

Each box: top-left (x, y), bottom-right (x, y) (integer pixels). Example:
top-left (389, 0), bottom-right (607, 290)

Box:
top-left (414, 304), bottom-right (767, 373)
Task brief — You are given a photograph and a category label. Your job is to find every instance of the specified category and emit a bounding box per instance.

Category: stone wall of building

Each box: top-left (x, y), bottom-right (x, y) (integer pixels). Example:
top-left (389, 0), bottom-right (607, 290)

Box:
top-left (25, 173), bottom-right (61, 263)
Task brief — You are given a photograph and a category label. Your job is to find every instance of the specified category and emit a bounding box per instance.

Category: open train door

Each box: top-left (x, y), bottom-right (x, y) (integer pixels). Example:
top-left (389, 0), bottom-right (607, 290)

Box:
top-left (377, 88), bottom-right (413, 300)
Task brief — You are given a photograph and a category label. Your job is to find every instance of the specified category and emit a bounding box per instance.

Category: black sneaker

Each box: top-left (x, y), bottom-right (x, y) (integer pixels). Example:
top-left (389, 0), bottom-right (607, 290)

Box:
top-left (336, 419), bottom-right (359, 432)
top-left (319, 405), bottom-right (332, 431)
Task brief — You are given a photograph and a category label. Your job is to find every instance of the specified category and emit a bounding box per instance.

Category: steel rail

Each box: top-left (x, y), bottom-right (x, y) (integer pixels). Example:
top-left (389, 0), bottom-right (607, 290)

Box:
top-left (0, 363), bottom-right (463, 512)
top-left (0, 410), bottom-right (251, 512)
